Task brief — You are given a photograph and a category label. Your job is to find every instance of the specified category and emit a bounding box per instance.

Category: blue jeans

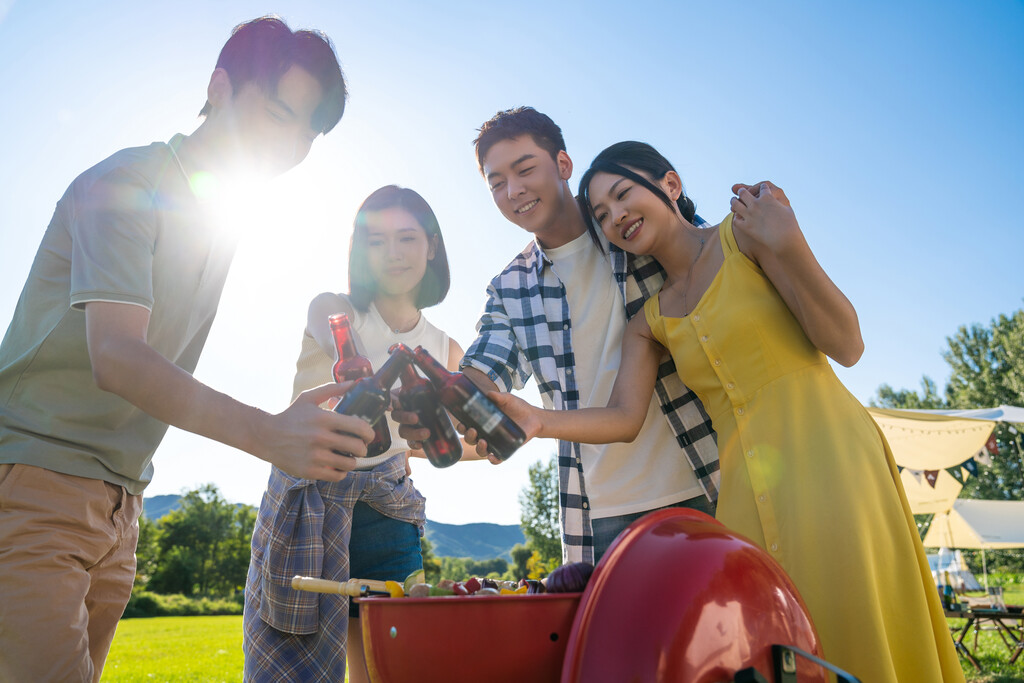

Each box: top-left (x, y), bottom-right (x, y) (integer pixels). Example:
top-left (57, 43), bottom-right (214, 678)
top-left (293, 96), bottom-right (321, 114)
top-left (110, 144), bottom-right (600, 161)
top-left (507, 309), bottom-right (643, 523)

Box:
top-left (591, 495), bottom-right (717, 564)
top-left (348, 501), bottom-right (423, 618)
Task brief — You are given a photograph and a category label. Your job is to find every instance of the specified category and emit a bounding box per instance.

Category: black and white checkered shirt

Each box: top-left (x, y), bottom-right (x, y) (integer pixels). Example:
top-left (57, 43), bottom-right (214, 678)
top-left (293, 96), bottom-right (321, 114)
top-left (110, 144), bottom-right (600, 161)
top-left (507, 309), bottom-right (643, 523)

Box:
top-left (461, 221), bottom-right (720, 563)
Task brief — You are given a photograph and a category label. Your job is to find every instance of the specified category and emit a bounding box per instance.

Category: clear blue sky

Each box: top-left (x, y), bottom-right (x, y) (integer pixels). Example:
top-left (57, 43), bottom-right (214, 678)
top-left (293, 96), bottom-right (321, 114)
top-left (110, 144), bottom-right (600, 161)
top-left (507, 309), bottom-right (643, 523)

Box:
top-left (1, 1), bottom-right (1021, 524)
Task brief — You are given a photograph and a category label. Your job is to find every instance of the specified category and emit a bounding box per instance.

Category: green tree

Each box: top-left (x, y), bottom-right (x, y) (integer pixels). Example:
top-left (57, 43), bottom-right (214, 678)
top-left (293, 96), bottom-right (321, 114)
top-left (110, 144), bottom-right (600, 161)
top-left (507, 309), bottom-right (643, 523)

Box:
top-left (872, 307), bottom-right (1024, 572)
top-left (508, 543), bottom-right (533, 581)
top-left (135, 514), bottom-right (160, 587)
top-left (519, 454), bottom-right (561, 567)
top-left (147, 484), bottom-right (255, 597)
top-left (871, 376), bottom-right (946, 410)
top-left (420, 536), bottom-right (441, 584)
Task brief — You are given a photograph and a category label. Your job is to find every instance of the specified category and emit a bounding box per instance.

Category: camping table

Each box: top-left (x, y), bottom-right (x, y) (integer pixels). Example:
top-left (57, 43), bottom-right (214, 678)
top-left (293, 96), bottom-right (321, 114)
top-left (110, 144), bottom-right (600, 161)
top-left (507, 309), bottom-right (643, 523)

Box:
top-left (945, 607), bottom-right (1024, 671)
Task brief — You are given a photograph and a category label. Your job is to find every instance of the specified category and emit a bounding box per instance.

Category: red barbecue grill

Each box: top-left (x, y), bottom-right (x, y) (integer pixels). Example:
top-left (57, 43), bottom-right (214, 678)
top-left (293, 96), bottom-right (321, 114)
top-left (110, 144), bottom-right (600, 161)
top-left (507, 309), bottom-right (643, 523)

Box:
top-left (352, 509), bottom-right (859, 682)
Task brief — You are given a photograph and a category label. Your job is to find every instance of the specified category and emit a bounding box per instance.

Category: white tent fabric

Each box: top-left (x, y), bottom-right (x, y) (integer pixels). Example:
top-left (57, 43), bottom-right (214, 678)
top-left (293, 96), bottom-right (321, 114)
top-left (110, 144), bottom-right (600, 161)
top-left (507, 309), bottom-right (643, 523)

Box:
top-left (928, 549), bottom-right (982, 591)
top-left (922, 499), bottom-right (1024, 549)
top-left (909, 405), bottom-right (1024, 424)
top-left (866, 407), bottom-right (997, 470)
top-left (866, 407), bottom-right (998, 512)
top-left (900, 468), bottom-right (971, 514)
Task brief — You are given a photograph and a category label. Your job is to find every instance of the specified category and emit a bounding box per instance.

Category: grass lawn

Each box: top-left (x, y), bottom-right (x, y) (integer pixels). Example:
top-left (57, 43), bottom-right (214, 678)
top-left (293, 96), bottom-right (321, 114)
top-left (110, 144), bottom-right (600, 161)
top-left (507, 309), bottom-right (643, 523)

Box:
top-left (104, 607), bottom-right (1023, 682)
top-left (104, 616), bottom-right (245, 682)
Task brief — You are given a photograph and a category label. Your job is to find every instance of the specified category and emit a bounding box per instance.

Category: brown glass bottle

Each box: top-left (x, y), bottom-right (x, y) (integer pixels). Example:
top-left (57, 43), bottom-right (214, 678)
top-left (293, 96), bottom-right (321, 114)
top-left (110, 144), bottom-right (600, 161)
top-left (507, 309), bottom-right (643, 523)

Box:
top-left (329, 313), bottom-right (373, 382)
top-left (392, 344), bottom-right (462, 468)
top-left (333, 350), bottom-right (411, 457)
top-left (329, 313), bottom-right (389, 457)
top-left (411, 346), bottom-right (525, 461)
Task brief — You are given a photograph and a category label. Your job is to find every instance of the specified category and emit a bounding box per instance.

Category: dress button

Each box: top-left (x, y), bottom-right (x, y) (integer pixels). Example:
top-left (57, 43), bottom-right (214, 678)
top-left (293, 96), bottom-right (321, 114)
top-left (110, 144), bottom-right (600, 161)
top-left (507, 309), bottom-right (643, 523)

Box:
top-left (701, 335), bottom-right (709, 343)
top-left (736, 407), bottom-right (745, 416)
top-left (770, 543), bottom-right (779, 552)
top-left (714, 359), bottom-right (721, 366)
top-left (693, 314), bottom-right (701, 321)
top-left (566, 369), bottom-right (573, 376)
top-left (727, 382), bottom-right (735, 389)
top-left (582, 501), bottom-right (589, 509)
top-left (563, 323), bottom-right (569, 330)
top-left (746, 450), bottom-right (754, 458)
top-left (759, 494), bottom-right (766, 503)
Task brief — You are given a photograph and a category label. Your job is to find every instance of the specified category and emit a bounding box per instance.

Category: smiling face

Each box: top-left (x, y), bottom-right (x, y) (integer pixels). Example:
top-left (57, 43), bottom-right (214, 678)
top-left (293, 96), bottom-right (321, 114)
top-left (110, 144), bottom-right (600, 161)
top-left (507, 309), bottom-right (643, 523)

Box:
top-left (363, 207), bottom-right (437, 300)
top-left (481, 135), bottom-right (578, 245)
top-left (587, 168), bottom-right (682, 255)
top-left (220, 64), bottom-right (325, 177)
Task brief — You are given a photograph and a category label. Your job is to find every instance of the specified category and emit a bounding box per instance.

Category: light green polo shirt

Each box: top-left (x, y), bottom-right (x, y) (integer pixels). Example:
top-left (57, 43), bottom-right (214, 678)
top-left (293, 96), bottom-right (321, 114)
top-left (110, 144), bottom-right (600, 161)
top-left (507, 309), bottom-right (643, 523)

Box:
top-left (0, 135), bottom-right (237, 494)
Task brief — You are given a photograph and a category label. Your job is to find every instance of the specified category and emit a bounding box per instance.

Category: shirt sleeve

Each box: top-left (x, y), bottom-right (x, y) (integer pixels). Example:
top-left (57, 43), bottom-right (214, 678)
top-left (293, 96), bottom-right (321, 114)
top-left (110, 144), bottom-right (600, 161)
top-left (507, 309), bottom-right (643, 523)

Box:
top-left (68, 166), bottom-right (158, 310)
top-left (460, 277), bottom-right (532, 393)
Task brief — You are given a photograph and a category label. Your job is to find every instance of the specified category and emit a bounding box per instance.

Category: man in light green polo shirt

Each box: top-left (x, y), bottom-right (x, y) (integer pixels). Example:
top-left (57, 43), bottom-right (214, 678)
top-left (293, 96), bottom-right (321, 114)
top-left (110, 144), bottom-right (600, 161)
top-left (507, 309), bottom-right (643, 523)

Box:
top-left (0, 17), bottom-right (370, 682)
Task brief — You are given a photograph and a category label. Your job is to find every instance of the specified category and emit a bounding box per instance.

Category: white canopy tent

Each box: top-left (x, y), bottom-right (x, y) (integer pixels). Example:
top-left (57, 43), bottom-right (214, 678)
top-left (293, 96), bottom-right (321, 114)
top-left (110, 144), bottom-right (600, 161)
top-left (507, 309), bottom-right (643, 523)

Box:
top-left (922, 499), bottom-right (1024, 550)
top-left (922, 499), bottom-right (1024, 589)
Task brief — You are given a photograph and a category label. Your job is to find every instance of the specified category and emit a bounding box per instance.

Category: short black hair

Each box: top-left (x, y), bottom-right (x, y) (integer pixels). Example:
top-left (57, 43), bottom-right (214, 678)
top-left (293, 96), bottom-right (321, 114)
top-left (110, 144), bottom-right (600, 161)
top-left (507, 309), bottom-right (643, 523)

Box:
top-left (473, 106), bottom-right (566, 174)
top-left (199, 15), bottom-right (347, 134)
top-left (348, 186), bottom-right (452, 311)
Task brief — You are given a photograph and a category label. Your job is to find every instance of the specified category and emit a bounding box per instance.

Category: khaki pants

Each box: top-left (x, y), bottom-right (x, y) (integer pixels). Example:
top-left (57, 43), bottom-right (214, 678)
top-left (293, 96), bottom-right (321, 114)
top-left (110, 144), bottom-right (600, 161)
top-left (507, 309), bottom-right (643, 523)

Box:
top-left (0, 464), bottom-right (142, 682)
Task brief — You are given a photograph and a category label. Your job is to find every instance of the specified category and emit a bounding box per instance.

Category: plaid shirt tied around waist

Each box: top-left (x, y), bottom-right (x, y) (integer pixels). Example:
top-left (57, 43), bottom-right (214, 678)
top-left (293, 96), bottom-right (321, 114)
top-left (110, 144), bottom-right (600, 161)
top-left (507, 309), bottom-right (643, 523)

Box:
top-left (250, 455), bottom-right (424, 635)
top-left (461, 223), bottom-right (719, 564)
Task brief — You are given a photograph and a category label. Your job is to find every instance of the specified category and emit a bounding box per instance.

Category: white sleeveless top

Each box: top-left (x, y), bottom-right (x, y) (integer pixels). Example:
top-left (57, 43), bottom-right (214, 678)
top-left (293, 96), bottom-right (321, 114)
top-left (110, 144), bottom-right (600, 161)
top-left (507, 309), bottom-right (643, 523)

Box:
top-left (292, 293), bottom-right (450, 470)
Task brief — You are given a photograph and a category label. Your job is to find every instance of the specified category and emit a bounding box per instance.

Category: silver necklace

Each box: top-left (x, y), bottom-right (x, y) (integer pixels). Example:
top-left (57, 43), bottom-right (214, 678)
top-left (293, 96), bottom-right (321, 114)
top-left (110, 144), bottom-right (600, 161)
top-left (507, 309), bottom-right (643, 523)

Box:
top-left (682, 233), bottom-right (707, 316)
top-left (392, 310), bottom-right (421, 334)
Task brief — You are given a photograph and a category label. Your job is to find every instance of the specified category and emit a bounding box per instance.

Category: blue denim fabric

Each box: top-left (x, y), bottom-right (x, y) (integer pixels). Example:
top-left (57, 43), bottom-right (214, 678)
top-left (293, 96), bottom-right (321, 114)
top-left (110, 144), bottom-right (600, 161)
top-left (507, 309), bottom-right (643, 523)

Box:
top-left (348, 501), bottom-right (423, 618)
top-left (591, 495), bottom-right (717, 564)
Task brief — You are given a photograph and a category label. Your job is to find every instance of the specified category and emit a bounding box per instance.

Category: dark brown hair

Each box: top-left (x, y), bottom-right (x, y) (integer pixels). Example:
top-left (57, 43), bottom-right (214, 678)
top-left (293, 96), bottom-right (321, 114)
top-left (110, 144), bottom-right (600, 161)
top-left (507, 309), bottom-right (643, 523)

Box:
top-left (199, 15), bottom-right (347, 134)
top-left (473, 106), bottom-right (566, 175)
top-left (348, 186), bottom-right (451, 311)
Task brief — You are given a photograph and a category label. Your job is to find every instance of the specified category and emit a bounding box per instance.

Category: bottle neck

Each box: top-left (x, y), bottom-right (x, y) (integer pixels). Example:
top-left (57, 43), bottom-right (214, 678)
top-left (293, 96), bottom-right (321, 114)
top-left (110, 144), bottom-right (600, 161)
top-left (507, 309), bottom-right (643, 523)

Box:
top-left (329, 314), bottom-right (359, 361)
top-left (399, 364), bottom-right (422, 389)
top-left (412, 347), bottom-right (451, 383)
top-left (374, 351), bottom-right (412, 390)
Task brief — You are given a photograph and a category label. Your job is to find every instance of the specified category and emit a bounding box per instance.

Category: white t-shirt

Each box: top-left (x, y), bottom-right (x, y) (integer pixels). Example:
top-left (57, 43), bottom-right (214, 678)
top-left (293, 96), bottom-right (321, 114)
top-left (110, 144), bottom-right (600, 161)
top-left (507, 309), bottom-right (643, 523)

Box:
top-left (544, 233), bottom-right (703, 518)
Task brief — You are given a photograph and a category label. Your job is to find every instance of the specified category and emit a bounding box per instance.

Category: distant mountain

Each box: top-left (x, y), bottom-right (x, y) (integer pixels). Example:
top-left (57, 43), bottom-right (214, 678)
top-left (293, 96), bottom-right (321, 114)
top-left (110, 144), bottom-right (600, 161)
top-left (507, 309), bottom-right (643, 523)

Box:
top-left (143, 495), bottom-right (524, 562)
top-left (143, 494), bottom-right (185, 520)
top-left (424, 520), bottom-right (525, 562)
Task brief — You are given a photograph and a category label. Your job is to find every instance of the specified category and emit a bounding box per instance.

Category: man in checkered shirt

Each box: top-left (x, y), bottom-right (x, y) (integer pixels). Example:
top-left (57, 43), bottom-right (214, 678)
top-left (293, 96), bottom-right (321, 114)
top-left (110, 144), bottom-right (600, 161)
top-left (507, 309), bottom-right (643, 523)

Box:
top-left (455, 107), bottom-right (721, 564)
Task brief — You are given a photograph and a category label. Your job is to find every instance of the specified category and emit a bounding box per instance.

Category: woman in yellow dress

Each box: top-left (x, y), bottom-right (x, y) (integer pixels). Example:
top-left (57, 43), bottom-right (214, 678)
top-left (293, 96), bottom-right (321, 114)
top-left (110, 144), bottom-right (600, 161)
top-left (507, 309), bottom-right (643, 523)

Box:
top-left (493, 141), bottom-right (963, 681)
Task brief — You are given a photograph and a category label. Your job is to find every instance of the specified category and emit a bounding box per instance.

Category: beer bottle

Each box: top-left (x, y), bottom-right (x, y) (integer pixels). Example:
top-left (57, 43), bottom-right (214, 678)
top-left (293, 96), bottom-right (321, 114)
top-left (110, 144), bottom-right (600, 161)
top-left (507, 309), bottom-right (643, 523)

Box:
top-left (329, 313), bottom-right (373, 381)
top-left (333, 346), bottom-right (410, 458)
top-left (392, 344), bottom-right (462, 468)
top-left (410, 346), bottom-right (525, 461)
top-left (328, 313), bottom-right (389, 457)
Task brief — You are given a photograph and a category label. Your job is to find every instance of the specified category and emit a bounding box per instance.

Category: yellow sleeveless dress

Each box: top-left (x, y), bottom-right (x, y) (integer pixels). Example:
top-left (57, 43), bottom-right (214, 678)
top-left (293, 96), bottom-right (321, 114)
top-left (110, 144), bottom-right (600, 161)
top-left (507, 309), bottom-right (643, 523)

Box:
top-left (644, 215), bottom-right (963, 682)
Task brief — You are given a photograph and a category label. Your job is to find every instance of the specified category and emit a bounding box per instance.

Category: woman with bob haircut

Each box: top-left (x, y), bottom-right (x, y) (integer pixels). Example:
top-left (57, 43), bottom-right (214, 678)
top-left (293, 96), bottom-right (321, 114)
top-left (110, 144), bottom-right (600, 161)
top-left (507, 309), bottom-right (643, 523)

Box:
top-left (243, 185), bottom-right (470, 682)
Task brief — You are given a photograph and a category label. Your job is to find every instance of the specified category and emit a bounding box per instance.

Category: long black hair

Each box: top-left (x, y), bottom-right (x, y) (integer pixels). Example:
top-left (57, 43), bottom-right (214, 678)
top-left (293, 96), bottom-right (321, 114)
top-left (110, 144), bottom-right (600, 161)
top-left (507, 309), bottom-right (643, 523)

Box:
top-left (577, 141), bottom-right (697, 246)
top-left (348, 185), bottom-right (451, 311)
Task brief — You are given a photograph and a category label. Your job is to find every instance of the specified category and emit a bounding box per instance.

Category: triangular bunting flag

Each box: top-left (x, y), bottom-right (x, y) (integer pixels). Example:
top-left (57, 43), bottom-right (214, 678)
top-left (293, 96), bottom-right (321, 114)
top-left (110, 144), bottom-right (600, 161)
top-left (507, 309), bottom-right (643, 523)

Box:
top-left (946, 466), bottom-right (964, 485)
top-left (924, 470), bottom-right (939, 488)
top-left (963, 459), bottom-right (979, 477)
top-left (976, 450), bottom-right (993, 466)
top-left (909, 470), bottom-right (924, 486)
top-left (897, 465), bottom-right (904, 473)
top-left (986, 435), bottom-right (999, 455)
